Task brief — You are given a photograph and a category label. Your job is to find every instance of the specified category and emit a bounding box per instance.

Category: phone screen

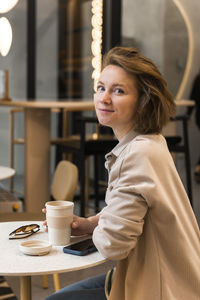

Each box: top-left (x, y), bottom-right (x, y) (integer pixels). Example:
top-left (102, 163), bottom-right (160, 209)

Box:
top-left (63, 238), bottom-right (97, 256)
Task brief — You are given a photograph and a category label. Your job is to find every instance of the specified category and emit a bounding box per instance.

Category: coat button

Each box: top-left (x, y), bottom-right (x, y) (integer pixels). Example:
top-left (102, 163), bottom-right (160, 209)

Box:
top-left (109, 185), bottom-right (113, 191)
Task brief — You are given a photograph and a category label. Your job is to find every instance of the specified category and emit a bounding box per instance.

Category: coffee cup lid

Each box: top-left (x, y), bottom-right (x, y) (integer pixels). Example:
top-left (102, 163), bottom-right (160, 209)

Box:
top-left (19, 240), bottom-right (52, 256)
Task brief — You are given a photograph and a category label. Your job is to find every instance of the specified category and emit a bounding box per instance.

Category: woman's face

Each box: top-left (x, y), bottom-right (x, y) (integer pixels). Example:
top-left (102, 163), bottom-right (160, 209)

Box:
top-left (94, 64), bottom-right (139, 140)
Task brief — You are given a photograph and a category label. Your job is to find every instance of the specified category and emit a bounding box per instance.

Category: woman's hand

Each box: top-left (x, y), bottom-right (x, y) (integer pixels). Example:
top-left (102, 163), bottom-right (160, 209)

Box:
top-left (42, 207), bottom-right (99, 236)
top-left (42, 208), bottom-right (48, 231)
top-left (71, 215), bottom-right (99, 236)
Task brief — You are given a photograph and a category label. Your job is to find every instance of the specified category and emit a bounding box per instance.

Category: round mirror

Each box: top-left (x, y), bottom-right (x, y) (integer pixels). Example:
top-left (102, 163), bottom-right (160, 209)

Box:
top-left (122, 0), bottom-right (188, 98)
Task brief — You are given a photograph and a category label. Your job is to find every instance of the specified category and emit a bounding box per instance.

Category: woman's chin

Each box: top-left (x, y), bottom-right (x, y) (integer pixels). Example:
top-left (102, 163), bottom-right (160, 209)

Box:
top-left (98, 119), bottom-right (112, 128)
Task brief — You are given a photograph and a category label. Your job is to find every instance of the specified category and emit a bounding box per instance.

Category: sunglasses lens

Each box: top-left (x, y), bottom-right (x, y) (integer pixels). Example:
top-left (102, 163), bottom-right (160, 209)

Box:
top-left (24, 224), bottom-right (38, 233)
top-left (15, 227), bottom-right (24, 233)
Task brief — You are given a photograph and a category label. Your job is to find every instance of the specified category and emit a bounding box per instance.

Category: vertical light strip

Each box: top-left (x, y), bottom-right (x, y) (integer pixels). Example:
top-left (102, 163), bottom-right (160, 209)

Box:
top-left (91, 0), bottom-right (103, 91)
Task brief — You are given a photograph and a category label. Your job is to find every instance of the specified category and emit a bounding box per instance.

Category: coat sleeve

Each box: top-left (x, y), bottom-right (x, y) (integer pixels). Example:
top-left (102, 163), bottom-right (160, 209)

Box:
top-left (93, 144), bottom-right (155, 260)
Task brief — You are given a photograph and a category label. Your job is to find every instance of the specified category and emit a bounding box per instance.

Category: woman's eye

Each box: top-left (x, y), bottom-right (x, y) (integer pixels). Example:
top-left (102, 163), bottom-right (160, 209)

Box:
top-left (114, 88), bottom-right (124, 94)
top-left (97, 85), bottom-right (105, 92)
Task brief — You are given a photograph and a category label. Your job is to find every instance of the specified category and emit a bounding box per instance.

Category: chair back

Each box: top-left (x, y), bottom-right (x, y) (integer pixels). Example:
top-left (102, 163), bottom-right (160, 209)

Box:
top-left (51, 160), bottom-right (78, 202)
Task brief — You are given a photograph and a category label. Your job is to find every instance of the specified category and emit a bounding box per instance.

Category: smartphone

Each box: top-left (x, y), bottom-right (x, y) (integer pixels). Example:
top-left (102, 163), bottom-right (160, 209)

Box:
top-left (63, 238), bottom-right (97, 256)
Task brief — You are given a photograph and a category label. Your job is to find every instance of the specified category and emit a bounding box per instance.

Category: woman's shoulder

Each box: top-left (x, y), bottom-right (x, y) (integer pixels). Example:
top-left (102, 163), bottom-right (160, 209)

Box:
top-left (130, 133), bottom-right (166, 151)
top-left (118, 134), bottom-right (170, 178)
top-left (124, 134), bottom-right (168, 163)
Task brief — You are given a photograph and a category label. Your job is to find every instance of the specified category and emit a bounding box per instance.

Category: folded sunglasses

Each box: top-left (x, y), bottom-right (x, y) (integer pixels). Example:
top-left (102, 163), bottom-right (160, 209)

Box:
top-left (9, 224), bottom-right (40, 239)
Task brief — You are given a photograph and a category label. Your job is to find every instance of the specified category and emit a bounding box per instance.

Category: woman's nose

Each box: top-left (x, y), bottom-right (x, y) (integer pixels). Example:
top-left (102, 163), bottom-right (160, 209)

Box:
top-left (100, 91), bottom-right (111, 104)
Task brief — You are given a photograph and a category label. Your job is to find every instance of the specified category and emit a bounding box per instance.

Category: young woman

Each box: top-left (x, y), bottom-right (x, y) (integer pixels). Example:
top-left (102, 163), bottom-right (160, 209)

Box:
top-left (45, 47), bottom-right (200, 300)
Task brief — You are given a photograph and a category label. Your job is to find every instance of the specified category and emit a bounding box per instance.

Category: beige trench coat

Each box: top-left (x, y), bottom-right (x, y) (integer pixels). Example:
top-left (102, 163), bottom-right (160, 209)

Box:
top-left (93, 131), bottom-right (200, 300)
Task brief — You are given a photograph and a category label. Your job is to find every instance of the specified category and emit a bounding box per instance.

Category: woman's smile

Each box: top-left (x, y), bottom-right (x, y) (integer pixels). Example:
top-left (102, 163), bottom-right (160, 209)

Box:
top-left (97, 108), bottom-right (115, 113)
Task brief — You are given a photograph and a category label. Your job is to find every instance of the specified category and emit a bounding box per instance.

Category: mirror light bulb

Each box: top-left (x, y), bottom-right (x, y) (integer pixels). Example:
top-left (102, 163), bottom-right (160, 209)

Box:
top-left (0, 17), bottom-right (12, 56)
top-left (0, 0), bottom-right (19, 13)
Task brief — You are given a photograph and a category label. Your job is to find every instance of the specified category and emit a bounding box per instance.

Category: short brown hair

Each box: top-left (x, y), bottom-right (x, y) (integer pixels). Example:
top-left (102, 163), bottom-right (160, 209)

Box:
top-left (103, 47), bottom-right (175, 134)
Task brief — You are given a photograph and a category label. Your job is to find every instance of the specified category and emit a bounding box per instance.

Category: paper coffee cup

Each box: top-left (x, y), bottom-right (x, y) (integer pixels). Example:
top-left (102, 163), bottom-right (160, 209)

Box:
top-left (45, 201), bottom-right (74, 246)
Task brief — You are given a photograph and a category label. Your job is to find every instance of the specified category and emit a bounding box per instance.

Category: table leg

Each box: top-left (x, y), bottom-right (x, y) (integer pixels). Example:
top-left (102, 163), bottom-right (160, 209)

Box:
top-left (20, 276), bottom-right (31, 300)
top-left (25, 108), bottom-right (50, 212)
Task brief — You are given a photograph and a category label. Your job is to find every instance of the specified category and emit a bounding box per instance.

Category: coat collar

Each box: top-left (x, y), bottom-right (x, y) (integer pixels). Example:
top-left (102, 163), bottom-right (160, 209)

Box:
top-left (105, 129), bottom-right (138, 170)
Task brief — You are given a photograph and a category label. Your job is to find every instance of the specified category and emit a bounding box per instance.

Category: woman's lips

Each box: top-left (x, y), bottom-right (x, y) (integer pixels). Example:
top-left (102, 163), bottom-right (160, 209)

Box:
top-left (98, 108), bottom-right (114, 113)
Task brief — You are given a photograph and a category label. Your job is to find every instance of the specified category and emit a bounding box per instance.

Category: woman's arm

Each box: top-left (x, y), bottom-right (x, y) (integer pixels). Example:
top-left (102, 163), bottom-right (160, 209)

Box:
top-left (93, 142), bottom-right (153, 260)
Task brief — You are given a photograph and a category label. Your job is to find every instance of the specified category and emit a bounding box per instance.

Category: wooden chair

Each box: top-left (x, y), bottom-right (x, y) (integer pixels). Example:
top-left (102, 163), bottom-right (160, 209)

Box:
top-left (51, 160), bottom-right (78, 202)
top-left (0, 160), bottom-right (78, 292)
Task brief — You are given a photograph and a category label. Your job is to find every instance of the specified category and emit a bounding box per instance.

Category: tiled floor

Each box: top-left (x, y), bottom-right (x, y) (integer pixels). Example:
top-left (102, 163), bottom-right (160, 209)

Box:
top-left (1, 155), bottom-right (200, 299)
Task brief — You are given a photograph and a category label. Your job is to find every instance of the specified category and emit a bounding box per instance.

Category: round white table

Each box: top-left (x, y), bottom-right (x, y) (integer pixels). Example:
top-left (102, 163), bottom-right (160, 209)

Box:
top-left (0, 166), bottom-right (15, 180)
top-left (0, 221), bottom-right (107, 300)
